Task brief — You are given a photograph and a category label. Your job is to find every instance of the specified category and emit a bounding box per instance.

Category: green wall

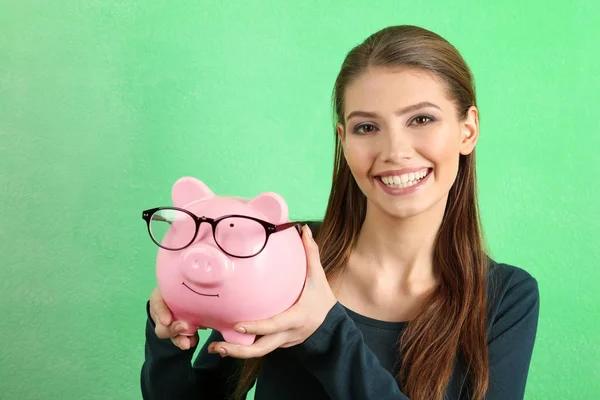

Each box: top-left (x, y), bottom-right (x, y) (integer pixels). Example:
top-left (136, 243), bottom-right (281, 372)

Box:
top-left (1, 1), bottom-right (598, 399)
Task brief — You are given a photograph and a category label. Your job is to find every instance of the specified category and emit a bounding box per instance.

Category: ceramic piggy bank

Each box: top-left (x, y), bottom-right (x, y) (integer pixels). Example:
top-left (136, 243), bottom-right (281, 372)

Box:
top-left (143, 176), bottom-right (307, 345)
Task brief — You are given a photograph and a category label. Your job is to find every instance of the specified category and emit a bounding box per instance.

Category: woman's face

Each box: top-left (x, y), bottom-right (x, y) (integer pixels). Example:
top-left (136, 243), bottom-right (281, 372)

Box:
top-left (339, 67), bottom-right (479, 219)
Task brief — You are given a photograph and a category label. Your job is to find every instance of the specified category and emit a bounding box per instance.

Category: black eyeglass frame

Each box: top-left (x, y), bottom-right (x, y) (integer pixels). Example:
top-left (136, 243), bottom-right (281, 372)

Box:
top-left (142, 206), bottom-right (302, 258)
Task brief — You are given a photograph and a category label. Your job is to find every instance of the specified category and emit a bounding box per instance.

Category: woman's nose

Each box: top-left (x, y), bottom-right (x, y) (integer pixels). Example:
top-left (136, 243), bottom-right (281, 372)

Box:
top-left (379, 130), bottom-right (413, 163)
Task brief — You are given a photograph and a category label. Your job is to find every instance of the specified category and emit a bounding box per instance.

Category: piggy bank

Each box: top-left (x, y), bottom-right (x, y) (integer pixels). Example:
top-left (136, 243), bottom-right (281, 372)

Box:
top-left (143, 177), bottom-right (307, 345)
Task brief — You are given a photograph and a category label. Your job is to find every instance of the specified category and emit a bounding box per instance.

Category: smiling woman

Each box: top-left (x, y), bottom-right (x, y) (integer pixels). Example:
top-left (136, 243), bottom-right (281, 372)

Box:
top-left (339, 67), bottom-right (478, 219)
top-left (140, 25), bottom-right (539, 400)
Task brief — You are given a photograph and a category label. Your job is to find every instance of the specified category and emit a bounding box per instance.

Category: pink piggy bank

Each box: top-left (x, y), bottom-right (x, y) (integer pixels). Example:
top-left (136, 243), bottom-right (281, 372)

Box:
top-left (142, 177), bottom-right (307, 345)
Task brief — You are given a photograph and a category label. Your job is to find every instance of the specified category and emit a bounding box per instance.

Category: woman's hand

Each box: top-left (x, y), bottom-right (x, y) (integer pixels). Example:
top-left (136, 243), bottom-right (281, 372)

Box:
top-left (208, 224), bottom-right (337, 359)
top-left (149, 287), bottom-right (200, 351)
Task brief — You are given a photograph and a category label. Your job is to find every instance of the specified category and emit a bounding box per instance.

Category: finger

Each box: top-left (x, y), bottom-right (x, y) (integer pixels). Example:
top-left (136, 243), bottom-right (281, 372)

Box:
top-left (301, 224), bottom-right (323, 277)
top-left (235, 308), bottom-right (299, 336)
top-left (155, 320), bottom-right (188, 339)
top-left (188, 334), bottom-right (199, 348)
top-left (172, 335), bottom-right (190, 350)
top-left (150, 288), bottom-right (172, 326)
top-left (172, 333), bottom-right (199, 350)
top-left (211, 332), bottom-right (288, 359)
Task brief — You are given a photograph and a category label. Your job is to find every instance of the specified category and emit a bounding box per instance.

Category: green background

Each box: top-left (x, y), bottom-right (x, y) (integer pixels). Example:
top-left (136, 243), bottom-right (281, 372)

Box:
top-left (1, 1), bottom-right (598, 399)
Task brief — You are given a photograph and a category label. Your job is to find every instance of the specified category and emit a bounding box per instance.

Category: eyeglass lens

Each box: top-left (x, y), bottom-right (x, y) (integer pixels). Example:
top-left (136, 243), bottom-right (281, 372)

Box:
top-left (149, 209), bottom-right (268, 257)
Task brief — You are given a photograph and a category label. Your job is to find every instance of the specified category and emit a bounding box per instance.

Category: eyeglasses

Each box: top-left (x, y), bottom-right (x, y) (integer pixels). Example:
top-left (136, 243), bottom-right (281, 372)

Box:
top-left (142, 206), bottom-right (302, 258)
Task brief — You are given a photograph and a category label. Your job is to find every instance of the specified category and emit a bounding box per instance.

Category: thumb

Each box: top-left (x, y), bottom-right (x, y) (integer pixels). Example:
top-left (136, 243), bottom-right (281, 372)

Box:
top-left (302, 225), bottom-right (322, 276)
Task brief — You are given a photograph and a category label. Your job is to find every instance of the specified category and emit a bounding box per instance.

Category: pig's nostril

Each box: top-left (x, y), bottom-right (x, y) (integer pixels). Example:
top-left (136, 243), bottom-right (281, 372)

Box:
top-left (192, 260), bottom-right (213, 271)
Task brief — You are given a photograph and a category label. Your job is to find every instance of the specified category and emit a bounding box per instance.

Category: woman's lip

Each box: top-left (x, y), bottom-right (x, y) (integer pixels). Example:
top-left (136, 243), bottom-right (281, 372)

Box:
top-left (375, 169), bottom-right (432, 195)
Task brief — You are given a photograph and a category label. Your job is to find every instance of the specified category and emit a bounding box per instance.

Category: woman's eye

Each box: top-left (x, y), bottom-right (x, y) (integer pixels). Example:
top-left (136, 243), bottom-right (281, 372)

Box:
top-left (411, 115), bottom-right (434, 125)
top-left (353, 123), bottom-right (377, 134)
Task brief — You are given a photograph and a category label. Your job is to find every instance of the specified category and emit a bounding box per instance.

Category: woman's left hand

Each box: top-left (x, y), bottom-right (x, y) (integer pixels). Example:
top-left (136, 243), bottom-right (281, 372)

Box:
top-left (208, 224), bottom-right (337, 359)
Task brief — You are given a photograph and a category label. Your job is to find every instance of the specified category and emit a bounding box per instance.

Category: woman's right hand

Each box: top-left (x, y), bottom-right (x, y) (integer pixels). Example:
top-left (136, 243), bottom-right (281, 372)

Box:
top-left (149, 287), bottom-right (199, 350)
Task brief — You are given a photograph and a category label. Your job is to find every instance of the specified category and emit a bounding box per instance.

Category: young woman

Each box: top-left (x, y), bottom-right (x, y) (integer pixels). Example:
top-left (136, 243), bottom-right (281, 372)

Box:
top-left (141, 25), bottom-right (539, 400)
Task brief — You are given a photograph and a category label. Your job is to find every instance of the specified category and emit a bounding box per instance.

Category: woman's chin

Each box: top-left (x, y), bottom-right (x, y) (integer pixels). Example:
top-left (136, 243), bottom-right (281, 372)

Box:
top-left (382, 206), bottom-right (426, 220)
top-left (368, 194), bottom-right (447, 221)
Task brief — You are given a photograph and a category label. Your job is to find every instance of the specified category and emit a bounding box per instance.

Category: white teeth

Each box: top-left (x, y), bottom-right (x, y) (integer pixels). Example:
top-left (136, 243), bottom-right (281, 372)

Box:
top-left (380, 169), bottom-right (429, 189)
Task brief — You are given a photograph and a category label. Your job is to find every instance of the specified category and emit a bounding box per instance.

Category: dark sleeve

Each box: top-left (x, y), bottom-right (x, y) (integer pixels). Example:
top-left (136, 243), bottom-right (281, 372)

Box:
top-left (140, 301), bottom-right (246, 400)
top-left (287, 273), bottom-right (539, 400)
top-left (288, 303), bottom-right (411, 400)
top-left (485, 275), bottom-right (540, 400)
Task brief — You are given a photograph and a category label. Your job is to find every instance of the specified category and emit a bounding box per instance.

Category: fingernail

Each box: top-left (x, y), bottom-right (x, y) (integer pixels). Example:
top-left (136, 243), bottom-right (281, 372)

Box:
top-left (219, 348), bottom-right (227, 357)
top-left (235, 326), bottom-right (246, 333)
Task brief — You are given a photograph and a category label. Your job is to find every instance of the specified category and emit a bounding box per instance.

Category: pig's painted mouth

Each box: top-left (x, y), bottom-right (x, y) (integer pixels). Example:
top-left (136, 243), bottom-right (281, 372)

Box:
top-left (182, 282), bottom-right (219, 297)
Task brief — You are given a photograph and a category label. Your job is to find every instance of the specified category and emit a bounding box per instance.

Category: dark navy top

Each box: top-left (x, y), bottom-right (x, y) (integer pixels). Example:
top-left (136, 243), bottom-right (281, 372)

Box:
top-left (140, 224), bottom-right (539, 400)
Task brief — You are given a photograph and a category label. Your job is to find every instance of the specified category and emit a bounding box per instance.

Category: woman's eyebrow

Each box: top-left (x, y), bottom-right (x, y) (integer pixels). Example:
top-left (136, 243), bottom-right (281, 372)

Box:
top-left (345, 101), bottom-right (441, 122)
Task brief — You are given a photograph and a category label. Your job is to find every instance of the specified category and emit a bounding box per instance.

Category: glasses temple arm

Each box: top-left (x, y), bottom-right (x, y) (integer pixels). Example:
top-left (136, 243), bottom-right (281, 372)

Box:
top-left (274, 222), bottom-right (303, 234)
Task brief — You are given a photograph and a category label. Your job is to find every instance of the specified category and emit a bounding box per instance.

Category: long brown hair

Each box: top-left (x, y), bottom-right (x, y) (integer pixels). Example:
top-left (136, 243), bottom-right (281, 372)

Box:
top-left (234, 25), bottom-right (489, 400)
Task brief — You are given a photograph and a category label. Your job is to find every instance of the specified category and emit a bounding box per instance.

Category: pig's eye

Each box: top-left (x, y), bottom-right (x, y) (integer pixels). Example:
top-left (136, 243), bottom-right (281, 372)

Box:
top-left (215, 217), bottom-right (267, 257)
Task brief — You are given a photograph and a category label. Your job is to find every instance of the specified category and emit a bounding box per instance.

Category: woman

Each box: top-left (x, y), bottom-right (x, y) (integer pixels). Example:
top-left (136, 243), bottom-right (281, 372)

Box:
top-left (141, 25), bottom-right (539, 400)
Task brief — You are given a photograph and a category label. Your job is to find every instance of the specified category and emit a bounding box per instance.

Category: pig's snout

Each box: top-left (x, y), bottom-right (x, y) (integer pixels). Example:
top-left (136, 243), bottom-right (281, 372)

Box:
top-left (180, 246), bottom-right (232, 286)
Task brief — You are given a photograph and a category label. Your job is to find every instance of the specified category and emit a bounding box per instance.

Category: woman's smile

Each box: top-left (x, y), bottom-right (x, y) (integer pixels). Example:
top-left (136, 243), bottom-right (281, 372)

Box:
top-left (373, 167), bottom-right (433, 195)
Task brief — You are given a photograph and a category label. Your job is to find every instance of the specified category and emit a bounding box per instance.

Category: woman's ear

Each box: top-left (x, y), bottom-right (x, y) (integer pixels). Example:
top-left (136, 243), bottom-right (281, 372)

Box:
top-left (336, 123), bottom-right (345, 142)
top-left (337, 123), bottom-right (347, 155)
top-left (459, 106), bottom-right (479, 155)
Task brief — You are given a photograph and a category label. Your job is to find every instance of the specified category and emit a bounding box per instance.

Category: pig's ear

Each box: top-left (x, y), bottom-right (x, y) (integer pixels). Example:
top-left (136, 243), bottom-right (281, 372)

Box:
top-left (171, 177), bottom-right (215, 208)
top-left (248, 192), bottom-right (288, 224)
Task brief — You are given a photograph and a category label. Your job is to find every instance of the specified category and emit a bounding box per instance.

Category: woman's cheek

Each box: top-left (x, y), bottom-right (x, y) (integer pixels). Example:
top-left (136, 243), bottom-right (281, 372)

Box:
top-left (418, 130), bottom-right (461, 182)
